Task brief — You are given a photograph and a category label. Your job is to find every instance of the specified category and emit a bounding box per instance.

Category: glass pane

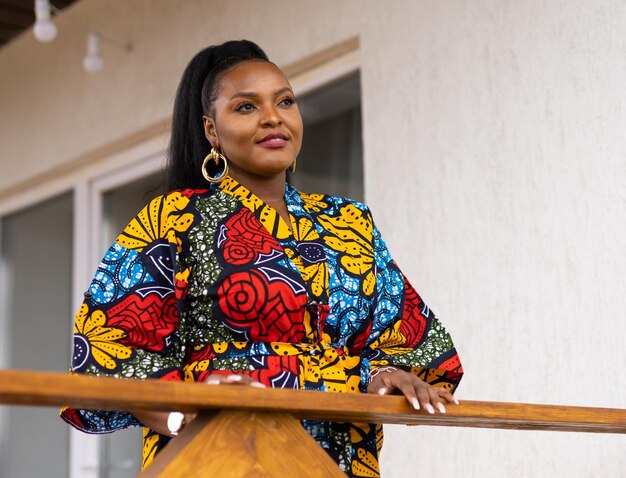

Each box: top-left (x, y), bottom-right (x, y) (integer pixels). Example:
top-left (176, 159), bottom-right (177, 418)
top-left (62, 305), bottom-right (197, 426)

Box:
top-left (0, 192), bottom-right (73, 478)
top-left (98, 172), bottom-right (161, 478)
top-left (100, 174), bottom-right (163, 253)
top-left (290, 72), bottom-right (364, 201)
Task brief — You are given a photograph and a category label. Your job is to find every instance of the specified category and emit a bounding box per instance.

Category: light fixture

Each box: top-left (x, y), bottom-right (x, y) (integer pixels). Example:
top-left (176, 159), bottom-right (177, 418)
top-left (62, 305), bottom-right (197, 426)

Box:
top-left (33, 2), bottom-right (131, 73)
top-left (33, 0), bottom-right (57, 43)
top-left (83, 33), bottom-right (104, 73)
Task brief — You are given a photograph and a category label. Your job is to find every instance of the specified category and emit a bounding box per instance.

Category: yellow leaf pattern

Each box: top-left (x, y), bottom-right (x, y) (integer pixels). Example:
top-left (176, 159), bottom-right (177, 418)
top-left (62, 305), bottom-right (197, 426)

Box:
top-left (116, 192), bottom-right (194, 253)
top-left (317, 204), bottom-right (376, 296)
top-left (73, 303), bottom-right (131, 370)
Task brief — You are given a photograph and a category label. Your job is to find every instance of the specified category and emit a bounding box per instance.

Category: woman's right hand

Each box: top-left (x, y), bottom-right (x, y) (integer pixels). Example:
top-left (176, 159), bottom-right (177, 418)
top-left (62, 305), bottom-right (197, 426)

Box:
top-left (131, 374), bottom-right (265, 437)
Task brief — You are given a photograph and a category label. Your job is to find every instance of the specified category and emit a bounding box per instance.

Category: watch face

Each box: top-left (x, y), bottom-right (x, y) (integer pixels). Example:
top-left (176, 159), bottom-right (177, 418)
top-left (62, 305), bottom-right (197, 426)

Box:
top-left (167, 411), bottom-right (185, 435)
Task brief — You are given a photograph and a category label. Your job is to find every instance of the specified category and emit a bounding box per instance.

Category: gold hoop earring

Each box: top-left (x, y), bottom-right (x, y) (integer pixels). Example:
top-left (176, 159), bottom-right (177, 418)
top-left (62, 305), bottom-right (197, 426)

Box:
top-left (201, 147), bottom-right (229, 183)
top-left (290, 158), bottom-right (296, 173)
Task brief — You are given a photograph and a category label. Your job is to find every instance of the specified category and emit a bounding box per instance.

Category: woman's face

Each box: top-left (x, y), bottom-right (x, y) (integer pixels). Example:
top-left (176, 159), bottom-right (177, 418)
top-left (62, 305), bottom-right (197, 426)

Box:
top-left (203, 61), bottom-right (303, 182)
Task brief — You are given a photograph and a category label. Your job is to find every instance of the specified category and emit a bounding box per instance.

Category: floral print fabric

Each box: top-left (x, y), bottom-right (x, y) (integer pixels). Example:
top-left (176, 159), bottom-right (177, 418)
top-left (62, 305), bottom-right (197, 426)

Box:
top-left (61, 177), bottom-right (463, 477)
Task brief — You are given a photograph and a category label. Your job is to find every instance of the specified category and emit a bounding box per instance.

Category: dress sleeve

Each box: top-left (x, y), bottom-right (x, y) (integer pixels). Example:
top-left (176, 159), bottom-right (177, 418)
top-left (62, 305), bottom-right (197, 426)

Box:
top-left (60, 193), bottom-right (194, 433)
top-left (360, 216), bottom-right (463, 394)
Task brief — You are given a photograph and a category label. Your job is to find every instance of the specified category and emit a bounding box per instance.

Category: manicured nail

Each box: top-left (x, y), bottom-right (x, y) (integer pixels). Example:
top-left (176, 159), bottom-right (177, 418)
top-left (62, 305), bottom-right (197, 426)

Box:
top-left (251, 382), bottom-right (266, 388)
top-left (377, 387), bottom-right (388, 395)
top-left (411, 398), bottom-right (420, 410)
top-left (425, 404), bottom-right (435, 414)
top-left (454, 398), bottom-right (460, 405)
top-left (437, 403), bottom-right (446, 413)
top-left (206, 379), bottom-right (220, 385)
top-left (227, 375), bottom-right (242, 382)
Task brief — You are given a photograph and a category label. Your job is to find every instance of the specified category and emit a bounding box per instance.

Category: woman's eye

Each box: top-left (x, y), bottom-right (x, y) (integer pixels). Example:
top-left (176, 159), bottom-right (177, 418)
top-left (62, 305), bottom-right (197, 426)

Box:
top-left (279, 97), bottom-right (295, 107)
top-left (235, 102), bottom-right (255, 112)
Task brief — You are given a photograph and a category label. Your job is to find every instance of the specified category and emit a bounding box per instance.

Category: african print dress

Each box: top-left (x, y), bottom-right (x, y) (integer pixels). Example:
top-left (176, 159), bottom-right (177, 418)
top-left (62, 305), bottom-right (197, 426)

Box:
top-left (61, 176), bottom-right (463, 477)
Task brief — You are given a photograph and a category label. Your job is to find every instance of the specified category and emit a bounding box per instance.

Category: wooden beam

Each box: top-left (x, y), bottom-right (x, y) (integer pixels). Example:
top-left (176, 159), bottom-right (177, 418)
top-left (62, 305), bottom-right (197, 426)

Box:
top-left (0, 369), bottom-right (624, 434)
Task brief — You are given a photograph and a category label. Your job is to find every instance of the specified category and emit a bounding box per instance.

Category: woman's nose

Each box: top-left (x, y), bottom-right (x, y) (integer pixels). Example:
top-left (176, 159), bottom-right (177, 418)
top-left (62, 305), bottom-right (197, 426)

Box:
top-left (261, 106), bottom-right (282, 126)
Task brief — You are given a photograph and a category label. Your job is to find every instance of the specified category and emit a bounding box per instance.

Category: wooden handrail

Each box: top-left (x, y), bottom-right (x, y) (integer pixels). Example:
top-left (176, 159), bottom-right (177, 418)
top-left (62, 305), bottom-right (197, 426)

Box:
top-left (0, 369), bottom-right (624, 434)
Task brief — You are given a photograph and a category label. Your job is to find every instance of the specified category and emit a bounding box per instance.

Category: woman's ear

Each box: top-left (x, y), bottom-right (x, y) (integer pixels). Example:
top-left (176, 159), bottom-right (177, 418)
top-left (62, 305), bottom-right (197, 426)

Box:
top-left (203, 115), bottom-right (218, 147)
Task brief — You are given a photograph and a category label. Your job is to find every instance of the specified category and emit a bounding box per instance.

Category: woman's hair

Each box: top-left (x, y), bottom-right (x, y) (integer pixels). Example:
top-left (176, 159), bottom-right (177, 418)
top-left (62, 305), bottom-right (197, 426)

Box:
top-left (165, 40), bottom-right (269, 191)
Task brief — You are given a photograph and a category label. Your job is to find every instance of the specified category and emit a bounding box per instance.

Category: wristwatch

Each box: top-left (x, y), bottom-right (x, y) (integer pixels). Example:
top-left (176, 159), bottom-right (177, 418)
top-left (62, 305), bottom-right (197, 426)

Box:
top-left (167, 411), bottom-right (186, 436)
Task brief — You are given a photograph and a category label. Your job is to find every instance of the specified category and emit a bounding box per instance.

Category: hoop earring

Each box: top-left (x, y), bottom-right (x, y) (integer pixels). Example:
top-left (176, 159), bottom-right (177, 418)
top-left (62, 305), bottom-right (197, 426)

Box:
top-left (201, 147), bottom-right (229, 183)
top-left (290, 158), bottom-right (296, 173)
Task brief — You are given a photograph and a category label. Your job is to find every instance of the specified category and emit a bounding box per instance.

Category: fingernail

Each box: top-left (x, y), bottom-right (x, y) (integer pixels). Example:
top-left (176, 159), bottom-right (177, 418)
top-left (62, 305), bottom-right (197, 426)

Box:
top-left (425, 404), bottom-right (435, 414)
top-left (251, 382), bottom-right (266, 388)
top-left (437, 403), bottom-right (446, 413)
top-left (411, 398), bottom-right (420, 410)
top-left (377, 388), bottom-right (388, 395)
top-left (206, 379), bottom-right (220, 385)
top-left (227, 375), bottom-right (242, 382)
top-left (454, 398), bottom-right (460, 405)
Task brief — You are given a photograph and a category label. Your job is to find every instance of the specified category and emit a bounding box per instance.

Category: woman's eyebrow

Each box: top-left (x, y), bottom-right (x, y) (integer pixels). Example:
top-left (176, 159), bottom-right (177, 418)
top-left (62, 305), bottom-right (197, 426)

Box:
top-left (229, 87), bottom-right (294, 101)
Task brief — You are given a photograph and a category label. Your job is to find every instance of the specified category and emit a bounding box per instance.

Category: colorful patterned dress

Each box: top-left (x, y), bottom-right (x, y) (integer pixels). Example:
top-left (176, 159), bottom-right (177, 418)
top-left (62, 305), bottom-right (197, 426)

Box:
top-left (61, 176), bottom-right (463, 477)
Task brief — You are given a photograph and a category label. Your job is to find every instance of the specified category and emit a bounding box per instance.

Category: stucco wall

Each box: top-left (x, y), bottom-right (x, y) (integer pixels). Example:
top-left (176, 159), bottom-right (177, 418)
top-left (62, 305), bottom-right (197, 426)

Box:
top-left (1, 0), bottom-right (624, 476)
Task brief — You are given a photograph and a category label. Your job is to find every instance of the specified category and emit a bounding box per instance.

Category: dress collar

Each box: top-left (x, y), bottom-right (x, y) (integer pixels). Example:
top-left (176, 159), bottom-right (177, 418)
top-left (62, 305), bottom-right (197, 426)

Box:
top-left (216, 176), bottom-right (298, 240)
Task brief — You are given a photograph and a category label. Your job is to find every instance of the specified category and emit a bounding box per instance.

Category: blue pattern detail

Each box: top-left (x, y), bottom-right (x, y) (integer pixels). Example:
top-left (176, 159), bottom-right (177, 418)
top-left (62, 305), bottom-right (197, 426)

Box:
top-left (89, 243), bottom-right (154, 304)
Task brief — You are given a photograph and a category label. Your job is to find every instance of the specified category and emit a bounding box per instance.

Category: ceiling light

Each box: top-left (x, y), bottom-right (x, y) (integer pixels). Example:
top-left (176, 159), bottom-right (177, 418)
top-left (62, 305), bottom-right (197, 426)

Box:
top-left (33, 0), bottom-right (57, 43)
top-left (83, 33), bottom-right (104, 73)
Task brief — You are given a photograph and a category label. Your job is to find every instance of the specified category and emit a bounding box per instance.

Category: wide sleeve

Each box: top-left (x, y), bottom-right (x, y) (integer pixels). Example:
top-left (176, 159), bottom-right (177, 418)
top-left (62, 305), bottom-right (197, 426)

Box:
top-left (60, 192), bottom-right (195, 433)
top-left (360, 216), bottom-right (463, 394)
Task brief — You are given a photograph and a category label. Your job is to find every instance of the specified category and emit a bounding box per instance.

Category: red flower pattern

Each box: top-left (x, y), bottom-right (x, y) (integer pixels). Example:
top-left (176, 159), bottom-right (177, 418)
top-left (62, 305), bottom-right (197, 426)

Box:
top-left (222, 208), bottom-right (282, 265)
top-left (216, 269), bottom-right (307, 342)
top-left (107, 293), bottom-right (178, 351)
top-left (399, 277), bottom-right (427, 348)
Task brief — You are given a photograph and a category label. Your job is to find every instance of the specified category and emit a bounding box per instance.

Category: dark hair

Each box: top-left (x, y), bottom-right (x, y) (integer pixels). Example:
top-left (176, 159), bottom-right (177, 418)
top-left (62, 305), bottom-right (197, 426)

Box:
top-left (165, 40), bottom-right (269, 191)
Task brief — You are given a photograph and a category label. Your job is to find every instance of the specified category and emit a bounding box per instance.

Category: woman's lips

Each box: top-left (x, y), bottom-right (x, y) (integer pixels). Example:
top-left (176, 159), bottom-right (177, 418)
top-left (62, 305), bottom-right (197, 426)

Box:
top-left (257, 133), bottom-right (288, 148)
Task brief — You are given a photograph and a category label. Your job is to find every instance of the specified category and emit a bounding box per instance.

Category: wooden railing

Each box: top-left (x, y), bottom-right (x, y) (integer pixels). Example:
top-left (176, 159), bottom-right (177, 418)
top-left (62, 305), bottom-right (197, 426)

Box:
top-left (1, 369), bottom-right (625, 477)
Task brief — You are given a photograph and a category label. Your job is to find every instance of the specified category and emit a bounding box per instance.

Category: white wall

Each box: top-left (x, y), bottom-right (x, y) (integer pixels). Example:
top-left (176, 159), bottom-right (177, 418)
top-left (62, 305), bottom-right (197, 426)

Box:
top-left (1, 1), bottom-right (624, 476)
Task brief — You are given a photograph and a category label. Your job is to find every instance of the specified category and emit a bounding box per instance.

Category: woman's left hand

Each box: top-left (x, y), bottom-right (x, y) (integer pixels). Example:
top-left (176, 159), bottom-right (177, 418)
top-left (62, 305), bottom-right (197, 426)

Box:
top-left (367, 367), bottom-right (458, 414)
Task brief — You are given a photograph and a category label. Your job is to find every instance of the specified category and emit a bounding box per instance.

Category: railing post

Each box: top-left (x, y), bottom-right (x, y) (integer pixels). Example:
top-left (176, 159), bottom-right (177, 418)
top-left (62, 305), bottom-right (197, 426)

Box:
top-left (138, 410), bottom-right (346, 477)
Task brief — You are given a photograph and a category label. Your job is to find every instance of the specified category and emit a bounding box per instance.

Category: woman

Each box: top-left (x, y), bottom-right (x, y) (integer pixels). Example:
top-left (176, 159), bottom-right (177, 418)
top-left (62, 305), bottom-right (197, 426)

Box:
top-left (61, 40), bottom-right (463, 477)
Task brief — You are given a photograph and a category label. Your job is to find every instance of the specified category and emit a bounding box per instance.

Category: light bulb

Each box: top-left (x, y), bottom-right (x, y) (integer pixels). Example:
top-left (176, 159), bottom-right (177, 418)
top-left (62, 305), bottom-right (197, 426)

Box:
top-left (83, 33), bottom-right (104, 73)
top-left (83, 54), bottom-right (104, 73)
top-left (33, 20), bottom-right (57, 42)
top-left (33, 0), bottom-right (57, 43)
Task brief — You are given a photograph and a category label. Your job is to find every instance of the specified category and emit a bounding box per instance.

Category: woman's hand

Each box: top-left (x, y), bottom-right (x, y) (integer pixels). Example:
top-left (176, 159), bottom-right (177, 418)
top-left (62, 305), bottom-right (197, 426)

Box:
top-left (130, 374), bottom-right (265, 437)
top-left (204, 373), bottom-right (266, 388)
top-left (367, 367), bottom-right (458, 414)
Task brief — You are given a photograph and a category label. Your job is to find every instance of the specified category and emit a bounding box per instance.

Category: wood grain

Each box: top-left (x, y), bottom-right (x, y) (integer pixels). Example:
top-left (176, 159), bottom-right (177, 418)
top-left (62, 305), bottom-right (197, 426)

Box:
top-left (0, 369), bottom-right (624, 433)
top-left (140, 411), bottom-right (345, 477)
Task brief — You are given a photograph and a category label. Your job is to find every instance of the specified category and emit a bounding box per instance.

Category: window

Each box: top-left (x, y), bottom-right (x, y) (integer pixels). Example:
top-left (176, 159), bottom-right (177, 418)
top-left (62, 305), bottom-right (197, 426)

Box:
top-left (0, 192), bottom-right (73, 478)
top-left (289, 71), bottom-right (363, 201)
